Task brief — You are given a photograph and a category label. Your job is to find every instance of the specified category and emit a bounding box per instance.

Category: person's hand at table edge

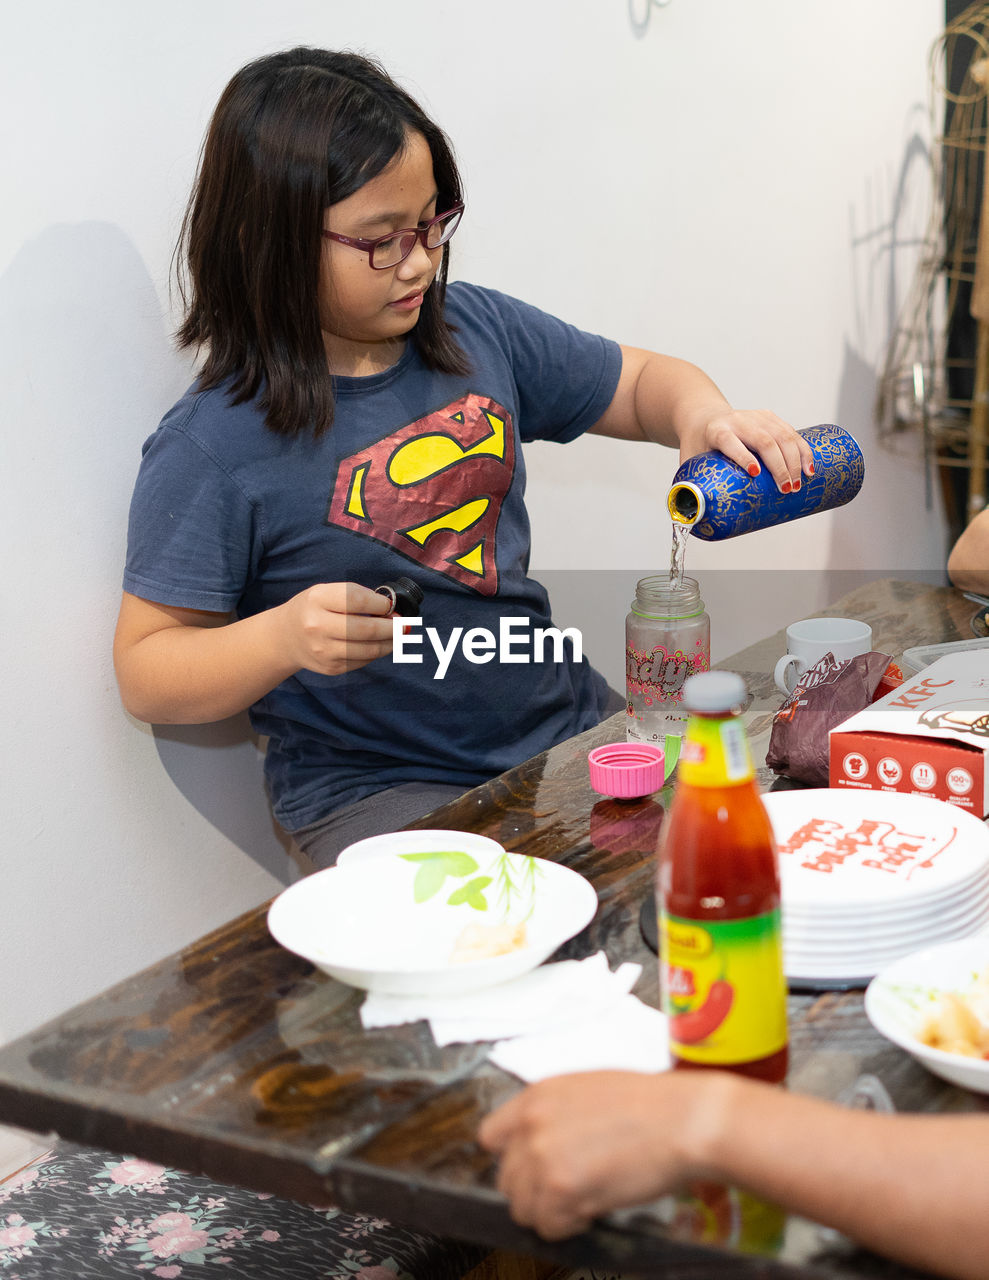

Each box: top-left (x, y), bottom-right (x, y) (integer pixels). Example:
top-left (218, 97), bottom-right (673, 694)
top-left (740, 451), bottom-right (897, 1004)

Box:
top-left (478, 1068), bottom-right (989, 1280)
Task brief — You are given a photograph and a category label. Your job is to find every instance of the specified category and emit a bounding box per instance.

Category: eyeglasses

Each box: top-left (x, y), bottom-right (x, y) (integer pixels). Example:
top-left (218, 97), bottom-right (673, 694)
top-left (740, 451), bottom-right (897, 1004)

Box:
top-left (321, 203), bottom-right (464, 269)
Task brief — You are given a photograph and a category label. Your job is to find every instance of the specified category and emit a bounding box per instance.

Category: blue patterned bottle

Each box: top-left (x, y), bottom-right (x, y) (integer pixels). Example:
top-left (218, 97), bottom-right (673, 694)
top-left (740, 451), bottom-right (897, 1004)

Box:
top-left (667, 424), bottom-right (864, 541)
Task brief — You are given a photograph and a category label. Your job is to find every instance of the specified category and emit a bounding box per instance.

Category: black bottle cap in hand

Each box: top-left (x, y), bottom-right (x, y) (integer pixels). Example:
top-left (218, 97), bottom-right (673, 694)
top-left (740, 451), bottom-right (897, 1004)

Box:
top-left (375, 576), bottom-right (424, 617)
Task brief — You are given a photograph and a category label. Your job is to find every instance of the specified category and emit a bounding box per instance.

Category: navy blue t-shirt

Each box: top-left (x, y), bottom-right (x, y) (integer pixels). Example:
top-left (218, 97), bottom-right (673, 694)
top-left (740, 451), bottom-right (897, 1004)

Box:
top-left (123, 282), bottom-right (623, 830)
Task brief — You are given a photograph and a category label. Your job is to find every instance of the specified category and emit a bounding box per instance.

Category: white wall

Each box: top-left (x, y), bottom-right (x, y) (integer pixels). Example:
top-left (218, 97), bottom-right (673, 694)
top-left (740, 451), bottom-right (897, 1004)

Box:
top-left (1, 0), bottom-right (945, 1046)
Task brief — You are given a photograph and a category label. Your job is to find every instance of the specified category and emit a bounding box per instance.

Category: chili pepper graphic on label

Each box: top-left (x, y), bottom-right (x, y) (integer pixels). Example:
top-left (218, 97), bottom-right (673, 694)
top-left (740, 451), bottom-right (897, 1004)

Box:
top-left (671, 979), bottom-right (734, 1043)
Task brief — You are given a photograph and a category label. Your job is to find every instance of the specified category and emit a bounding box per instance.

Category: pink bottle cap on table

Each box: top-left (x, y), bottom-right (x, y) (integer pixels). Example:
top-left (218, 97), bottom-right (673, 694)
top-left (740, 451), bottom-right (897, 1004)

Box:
top-left (587, 743), bottom-right (666, 799)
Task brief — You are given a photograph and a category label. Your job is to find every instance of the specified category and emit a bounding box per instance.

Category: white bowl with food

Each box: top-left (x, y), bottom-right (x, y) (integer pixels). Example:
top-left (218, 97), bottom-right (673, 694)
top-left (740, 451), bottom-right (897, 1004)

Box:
top-left (864, 935), bottom-right (989, 1094)
top-left (268, 841), bottom-right (598, 996)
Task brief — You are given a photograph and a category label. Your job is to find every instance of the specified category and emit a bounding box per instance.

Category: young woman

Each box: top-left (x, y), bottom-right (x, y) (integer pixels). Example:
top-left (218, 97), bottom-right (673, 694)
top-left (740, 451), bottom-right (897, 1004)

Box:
top-left (114, 47), bottom-right (813, 868)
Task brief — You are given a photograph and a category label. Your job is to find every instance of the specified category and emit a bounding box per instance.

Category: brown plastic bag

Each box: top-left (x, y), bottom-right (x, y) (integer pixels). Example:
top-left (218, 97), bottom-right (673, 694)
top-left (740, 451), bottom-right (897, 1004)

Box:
top-left (766, 651), bottom-right (892, 785)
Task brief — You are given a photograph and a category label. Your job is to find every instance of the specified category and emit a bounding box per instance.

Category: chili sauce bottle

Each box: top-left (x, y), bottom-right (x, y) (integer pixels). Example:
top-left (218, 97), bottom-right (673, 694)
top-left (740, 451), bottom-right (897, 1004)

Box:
top-left (657, 671), bottom-right (788, 1083)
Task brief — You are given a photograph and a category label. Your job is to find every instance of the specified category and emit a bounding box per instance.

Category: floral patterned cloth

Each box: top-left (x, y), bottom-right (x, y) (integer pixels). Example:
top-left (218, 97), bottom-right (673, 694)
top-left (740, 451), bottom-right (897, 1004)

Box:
top-left (0, 1142), bottom-right (484, 1279)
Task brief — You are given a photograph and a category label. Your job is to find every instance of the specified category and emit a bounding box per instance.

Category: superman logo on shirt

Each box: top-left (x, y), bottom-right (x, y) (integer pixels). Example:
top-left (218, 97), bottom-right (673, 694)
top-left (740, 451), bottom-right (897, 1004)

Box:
top-left (327, 392), bottom-right (516, 596)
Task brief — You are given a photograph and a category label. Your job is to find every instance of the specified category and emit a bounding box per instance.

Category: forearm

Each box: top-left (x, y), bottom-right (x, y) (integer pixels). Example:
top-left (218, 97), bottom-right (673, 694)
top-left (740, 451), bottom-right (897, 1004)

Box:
top-left (587, 347), bottom-right (811, 488)
top-left (631, 353), bottom-right (732, 452)
top-left (482, 1069), bottom-right (989, 1275)
top-left (114, 584), bottom-right (395, 724)
top-left (698, 1076), bottom-right (989, 1280)
top-left (114, 606), bottom-right (298, 723)
top-left (589, 346), bottom-right (730, 448)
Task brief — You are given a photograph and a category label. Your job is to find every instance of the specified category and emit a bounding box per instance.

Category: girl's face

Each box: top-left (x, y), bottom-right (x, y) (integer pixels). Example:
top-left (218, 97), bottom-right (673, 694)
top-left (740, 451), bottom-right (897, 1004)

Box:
top-left (319, 129), bottom-right (443, 376)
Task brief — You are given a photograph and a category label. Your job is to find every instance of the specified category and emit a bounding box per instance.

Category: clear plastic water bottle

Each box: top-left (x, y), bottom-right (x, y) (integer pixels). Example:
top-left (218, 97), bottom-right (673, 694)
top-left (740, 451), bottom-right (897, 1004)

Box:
top-left (625, 575), bottom-right (710, 768)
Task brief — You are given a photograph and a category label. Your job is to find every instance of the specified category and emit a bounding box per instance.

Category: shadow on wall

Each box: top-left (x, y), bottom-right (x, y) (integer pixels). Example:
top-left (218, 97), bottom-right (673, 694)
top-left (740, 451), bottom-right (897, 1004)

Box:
top-left (835, 116), bottom-right (947, 578)
top-left (0, 220), bottom-right (296, 888)
top-left (829, 340), bottom-right (880, 573)
top-left (830, 338), bottom-right (948, 578)
top-left (153, 718), bottom-right (298, 884)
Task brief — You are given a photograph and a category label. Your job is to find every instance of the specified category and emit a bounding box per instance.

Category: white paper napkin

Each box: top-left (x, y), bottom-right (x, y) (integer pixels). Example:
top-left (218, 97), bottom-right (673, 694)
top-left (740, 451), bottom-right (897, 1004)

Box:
top-left (361, 950), bottom-right (635, 1040)
top-left (489, 992), bottom-right (670, 1081)
top-left (360, 951), bottom-right (670, 1081)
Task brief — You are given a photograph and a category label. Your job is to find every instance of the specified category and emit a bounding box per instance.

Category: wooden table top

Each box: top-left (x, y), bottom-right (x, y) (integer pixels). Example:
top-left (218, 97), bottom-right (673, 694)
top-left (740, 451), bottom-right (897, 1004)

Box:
top-left (1, 578), bottom-right (984, 1279)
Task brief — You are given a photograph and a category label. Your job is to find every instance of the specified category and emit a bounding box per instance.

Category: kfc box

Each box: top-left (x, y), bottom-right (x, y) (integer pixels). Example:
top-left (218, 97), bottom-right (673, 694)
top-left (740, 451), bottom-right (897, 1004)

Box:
top-left (829, 651), bottom-right (989, 816)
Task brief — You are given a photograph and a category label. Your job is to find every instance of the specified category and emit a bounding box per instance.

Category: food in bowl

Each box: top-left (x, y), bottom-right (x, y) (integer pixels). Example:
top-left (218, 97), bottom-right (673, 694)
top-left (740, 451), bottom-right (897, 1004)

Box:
top-left (865, 939), bottom-right (989, 1094)
top-left (450, 920), bottom-right (528, 964)
top-left (917, 964), bottom-right (989, 1058)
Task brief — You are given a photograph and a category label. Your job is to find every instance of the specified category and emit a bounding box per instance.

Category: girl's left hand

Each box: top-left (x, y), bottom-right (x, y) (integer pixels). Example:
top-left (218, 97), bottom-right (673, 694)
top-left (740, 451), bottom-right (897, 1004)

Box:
top-left (678, 409), bottom-right (815, 494)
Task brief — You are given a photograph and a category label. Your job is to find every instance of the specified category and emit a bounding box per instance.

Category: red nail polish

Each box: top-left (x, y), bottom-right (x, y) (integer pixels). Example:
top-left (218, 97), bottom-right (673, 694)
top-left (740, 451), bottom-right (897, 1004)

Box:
top-left (807, 462), bottom-right (815, 475)
top-left (793, 480), bottom-right (801, 492)
top-left (747, 464), bottom-right (760, 477)
top-left (781, 481), bottom-right (792, 494)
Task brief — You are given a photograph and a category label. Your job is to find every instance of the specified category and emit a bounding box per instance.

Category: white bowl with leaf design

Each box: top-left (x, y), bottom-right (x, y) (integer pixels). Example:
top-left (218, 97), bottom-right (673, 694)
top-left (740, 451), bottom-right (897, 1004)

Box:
top-left (268, 833), bottom-right (599, 995)
top-left (335, 828), bottom-right (507, 870)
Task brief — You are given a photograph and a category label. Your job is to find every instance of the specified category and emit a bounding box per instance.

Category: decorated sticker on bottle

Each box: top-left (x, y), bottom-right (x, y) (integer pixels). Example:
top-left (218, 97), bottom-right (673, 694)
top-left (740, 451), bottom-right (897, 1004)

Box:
top-left (661, 912), bottom-right (787, 1064)
top-left (679, 717), bottom-right (754, 787)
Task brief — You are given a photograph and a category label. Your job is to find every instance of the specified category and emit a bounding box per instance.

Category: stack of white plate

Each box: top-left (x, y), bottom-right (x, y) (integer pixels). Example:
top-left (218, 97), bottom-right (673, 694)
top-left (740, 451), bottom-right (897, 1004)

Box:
top-left (762, 790), bottom-right (989, 988)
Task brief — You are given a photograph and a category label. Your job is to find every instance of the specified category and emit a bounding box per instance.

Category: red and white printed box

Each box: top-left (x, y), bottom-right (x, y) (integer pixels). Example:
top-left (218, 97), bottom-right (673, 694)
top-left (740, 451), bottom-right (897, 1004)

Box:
top-left (828, 651), bottom-right (989, 816)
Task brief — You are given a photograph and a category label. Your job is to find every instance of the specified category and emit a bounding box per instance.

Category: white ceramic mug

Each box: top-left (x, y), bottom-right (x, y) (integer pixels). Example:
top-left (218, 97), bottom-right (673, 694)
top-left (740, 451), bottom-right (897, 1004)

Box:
top-left (774, 617), bottom-right (873, 695)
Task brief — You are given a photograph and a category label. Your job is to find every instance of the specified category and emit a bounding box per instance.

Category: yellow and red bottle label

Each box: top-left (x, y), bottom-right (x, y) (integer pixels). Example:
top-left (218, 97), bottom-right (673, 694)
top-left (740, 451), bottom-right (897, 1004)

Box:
top-left (678, 715), bottom-right (754, 788)
top-left (661, 911), bottom-right (787, 1064)
top-left (670, 1183), bottom-right (786, 1255)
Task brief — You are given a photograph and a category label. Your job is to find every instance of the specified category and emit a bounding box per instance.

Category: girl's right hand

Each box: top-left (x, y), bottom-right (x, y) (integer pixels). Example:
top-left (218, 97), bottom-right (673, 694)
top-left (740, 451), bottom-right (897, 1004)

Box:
top-left (278, 581), bottom-right (396, 676)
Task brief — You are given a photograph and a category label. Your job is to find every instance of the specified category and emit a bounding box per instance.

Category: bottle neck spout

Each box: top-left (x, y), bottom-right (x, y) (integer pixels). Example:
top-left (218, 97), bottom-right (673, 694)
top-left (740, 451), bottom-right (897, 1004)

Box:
top-left (668, 481), bottom-right (704, 526)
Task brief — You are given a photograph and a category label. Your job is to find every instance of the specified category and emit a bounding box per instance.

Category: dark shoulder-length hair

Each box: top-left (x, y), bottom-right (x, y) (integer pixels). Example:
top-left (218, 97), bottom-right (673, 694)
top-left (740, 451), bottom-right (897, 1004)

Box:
top-left (175, 47), bottom-right (469, 436)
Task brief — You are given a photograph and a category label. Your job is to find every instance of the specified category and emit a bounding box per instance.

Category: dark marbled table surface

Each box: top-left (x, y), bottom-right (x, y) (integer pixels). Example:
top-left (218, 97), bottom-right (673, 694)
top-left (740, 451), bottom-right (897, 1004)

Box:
top-left (1, 579), bottom-right (985, 1279)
